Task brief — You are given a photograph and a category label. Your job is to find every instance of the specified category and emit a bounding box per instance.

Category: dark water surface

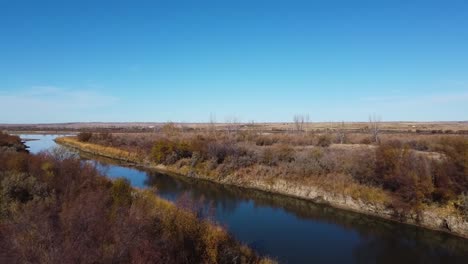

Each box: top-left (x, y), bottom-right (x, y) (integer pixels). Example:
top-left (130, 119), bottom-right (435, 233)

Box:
top-left (22, 134), bottom-right (468, 264)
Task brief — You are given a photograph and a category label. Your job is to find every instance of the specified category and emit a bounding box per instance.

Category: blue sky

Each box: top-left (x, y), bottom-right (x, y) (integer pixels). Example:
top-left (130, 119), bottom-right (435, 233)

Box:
top-left (1, 0), bottom-right (467, 123)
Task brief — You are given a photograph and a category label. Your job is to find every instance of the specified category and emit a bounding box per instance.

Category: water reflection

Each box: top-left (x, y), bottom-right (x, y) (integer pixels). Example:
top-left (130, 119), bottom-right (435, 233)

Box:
top-left (21, 134), bottom-right (468, 264)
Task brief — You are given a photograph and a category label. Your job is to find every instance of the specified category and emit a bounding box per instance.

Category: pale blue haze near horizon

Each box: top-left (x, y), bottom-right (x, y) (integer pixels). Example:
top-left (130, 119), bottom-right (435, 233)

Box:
top-left (1, 0), bottom-right (467, 123)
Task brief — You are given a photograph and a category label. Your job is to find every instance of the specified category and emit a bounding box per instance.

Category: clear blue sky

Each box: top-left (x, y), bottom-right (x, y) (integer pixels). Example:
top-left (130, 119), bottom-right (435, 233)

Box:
top-left (1, 0), bottom-right (467, 123)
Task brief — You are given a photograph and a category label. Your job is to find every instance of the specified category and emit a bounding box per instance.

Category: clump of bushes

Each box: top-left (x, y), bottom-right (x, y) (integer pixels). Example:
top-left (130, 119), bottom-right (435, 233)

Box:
top-left (255, 136), bottom-right (277, 146)
top-left (360, 137), bottom-right (372, 145)
top-left (0, 132), bottom-right (21, 147)
top-left (151, 138), bottom-right (192, 164)
top-left (430, 137), bottom-right (468, 202)
top-left (292, 149), bottom-right (330, 176)
top-left (316, 135), bottom-right (332, 147)
top-left (406, 139), bottom-right (430, 151)
top-left (0, 132), bottom-right (27, 152)
top-left (77, 132), bottom-right (93, 142)
top-left (374, 141), bottom-right (433, 208)
top-left (459, 193), bottom-right (468, 219)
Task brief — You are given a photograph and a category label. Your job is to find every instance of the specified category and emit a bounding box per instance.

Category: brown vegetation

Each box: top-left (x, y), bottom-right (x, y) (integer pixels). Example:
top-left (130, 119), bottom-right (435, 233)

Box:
top-left (65, 127), bottom-right (468, 221)
top-left (0, 134), bottom-right (273, 264)
top-left (0, 132), bottom-right (27, 153)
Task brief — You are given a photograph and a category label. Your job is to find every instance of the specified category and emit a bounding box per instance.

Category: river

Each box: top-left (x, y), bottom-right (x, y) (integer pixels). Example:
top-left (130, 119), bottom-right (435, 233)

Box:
top-left (21, 134), bottom-right (468, 264)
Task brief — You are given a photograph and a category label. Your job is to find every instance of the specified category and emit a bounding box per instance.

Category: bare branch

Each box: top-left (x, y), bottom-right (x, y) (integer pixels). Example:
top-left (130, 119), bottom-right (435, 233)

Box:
top-left (293, 114), bottom-right (305, 132)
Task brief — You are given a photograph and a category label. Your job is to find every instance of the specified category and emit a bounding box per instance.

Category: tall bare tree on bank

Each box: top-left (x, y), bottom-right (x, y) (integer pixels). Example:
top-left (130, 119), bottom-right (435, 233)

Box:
top-left (369, 114), bottom-right (381, 143)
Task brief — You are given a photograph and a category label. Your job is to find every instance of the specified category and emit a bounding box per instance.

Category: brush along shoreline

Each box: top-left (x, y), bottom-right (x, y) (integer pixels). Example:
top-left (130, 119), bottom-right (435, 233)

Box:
top-left (55, 136), bottom-right (468, 239)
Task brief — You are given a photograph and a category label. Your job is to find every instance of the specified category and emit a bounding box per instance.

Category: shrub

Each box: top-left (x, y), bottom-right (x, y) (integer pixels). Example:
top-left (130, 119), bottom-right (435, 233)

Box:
top-left (161, 122), bottom-right (180, 136)
top-left (191, 151), bottom-right (202, 167)
top-left (0, 132), bottom-right (21, 146)
top-left (430, 137), bottom-right (468, 201)
top-left (274, 144), bottom-right (295, 162)
top-left (0, 172), bottom-right (49, 217)
top-left (459, 193), bottom-right (468, 219)
top-left (316, 135), bottom-right (332, 147)
top-left (255, 136), bottom-right (277, 146)
top-left (151, 139), bottom-right (192, 164)
top-left (292, 150), bottom-right (324, 176)
top-left (111, 178), bottom-right (133, 207)
top-left (291, 148), bottom-right (340, 177)
top-left (0, 132), bottom-right (27, 152)
top-left (204, 141), bottom-right (241, 164)
top-left (260, 148), bottom-right (277, 166)
top-left (77, 132), bottom-right (93, 142)
top-left (92, 132), bottom-right (113, 145)
top-left (342, 150), bottom-right (377, 185)
top-left (224, 151), bottom-right (257, 171)
top-left (406, 140), bottom-right (430, 151)
top-left (375, 141), bottom-right (434, 206)
top-left (360, 137), bottom-right (372, 145)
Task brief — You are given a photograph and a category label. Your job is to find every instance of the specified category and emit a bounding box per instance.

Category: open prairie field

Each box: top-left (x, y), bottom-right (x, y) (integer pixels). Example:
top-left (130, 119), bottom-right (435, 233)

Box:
top-left (2, 121), bottom-right (467, 134)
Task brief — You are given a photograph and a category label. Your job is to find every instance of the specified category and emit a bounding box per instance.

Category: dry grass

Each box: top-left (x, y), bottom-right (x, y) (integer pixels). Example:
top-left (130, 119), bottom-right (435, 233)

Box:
top-left (56, 136), bottom-right (142, 163)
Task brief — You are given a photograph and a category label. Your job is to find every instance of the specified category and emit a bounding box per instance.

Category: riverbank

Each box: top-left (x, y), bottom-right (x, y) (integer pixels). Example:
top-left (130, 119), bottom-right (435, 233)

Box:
top-left (1, 133), bottom-right (274, 264)
top-left (56, 136), bottom-right (468, 239)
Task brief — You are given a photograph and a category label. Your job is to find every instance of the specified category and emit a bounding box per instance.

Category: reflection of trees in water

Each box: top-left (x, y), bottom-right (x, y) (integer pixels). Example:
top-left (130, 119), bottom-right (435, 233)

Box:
top-left (143, 168), bottom-right (468, 261)
top-left (245, 189), bottom-right (468, 259)
top-left (75, 152), bottom-right (468, 261)
top-left (144, 170), bottom-right (241, 214)
top-left (353, 234), bottom-right (468, 264)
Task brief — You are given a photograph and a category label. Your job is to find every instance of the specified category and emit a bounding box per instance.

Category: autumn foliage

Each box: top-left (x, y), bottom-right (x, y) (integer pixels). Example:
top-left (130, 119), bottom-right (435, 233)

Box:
top-left (0, 135), bottom-right (272, 264)
top-left (74, 130), bottom-right (468, 216)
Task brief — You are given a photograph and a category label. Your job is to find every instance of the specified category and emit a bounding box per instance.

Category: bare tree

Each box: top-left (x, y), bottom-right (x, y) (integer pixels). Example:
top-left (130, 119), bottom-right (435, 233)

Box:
top-left (225, 116), bottom-right (240, 135)
top-left (337, 121), bottom-right (346, 144)
top-left (247, 119), bottom-right (258, 137)
top-left (304, 114), bottom-right (310, 132)
top-left (209, 113), bottom-right (216, 136)
top-left (369, 114), bottom-right (381, 143)
top-left (293, 114), bottom-right (305, 132)
top-left (48, 146), bottom-right (79, 160)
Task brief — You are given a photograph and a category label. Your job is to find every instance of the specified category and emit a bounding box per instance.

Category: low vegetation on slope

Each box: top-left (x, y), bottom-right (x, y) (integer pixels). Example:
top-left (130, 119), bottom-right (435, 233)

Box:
top-left (73, 126), bottom-right (468, 219)
top-left (0, 132), bottom-right (272, 264)
top-left (0, 132), bottom-right (27, 153)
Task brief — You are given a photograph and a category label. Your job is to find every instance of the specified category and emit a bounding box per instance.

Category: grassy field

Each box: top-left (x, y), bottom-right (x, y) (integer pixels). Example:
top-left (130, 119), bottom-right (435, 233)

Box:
top-left (2, 121), bottom-right (468, 134)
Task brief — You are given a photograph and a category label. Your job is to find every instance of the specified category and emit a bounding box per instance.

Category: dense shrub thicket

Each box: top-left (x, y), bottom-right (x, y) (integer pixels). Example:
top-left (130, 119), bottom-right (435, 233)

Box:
top-left (0, 134), bottom-right (271, 264)
top-left (77, 132), bottom-right (93, 142)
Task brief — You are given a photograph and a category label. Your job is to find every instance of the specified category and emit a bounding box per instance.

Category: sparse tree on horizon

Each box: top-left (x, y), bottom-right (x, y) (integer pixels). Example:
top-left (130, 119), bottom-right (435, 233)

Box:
top-left (293, 114), bottom-right (305, 132)
top-left (369, 114), bottom-right (381, 143)
top-left (337, 121), bottom-right (346, 144)
top-left (209, 113), bottom-right (217, 137)
top-left (225, 116), bottom-right (240, 135)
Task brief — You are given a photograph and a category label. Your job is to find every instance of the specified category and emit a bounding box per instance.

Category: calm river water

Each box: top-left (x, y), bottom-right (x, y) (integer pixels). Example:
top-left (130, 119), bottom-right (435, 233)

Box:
top-left (21, 134), bottom-right (468, 264)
